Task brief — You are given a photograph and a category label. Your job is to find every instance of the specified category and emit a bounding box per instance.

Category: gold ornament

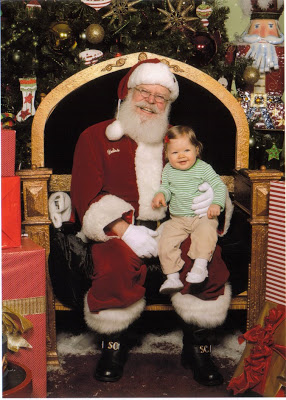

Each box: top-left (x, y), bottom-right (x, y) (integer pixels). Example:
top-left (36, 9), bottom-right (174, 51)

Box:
top-left (86, 24), bottom-right (105, 44)
top-left (49, 21), bottom-right (77, 52)
top-left (243, 66), bottom-right (260, 85)
top-left (102, 0), bottom-right (142, 26)
top-left (158, 0), bottom-right (198, 32)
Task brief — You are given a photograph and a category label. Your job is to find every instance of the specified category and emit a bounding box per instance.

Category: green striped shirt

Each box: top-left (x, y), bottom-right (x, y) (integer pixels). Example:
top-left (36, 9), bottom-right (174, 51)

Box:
top-left (157, 159), bottom-right (226, 217)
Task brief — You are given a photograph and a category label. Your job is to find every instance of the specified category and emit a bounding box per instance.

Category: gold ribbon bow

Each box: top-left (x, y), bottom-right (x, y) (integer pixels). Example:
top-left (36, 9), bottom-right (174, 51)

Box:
top-left (2, 306), bottom-right (33, 352)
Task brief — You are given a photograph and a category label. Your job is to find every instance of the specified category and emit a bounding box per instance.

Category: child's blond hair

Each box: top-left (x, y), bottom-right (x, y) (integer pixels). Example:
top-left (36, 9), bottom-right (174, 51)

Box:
top-left (164, 125), bottom-right (203, 159)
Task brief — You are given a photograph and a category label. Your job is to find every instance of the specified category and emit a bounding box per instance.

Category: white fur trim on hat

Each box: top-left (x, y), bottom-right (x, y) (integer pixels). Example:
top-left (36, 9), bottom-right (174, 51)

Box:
top-left (128, 62), bottom-right (179, 101)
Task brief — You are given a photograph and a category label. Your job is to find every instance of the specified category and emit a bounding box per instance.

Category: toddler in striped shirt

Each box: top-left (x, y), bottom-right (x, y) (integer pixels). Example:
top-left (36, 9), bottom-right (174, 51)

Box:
top-left (152, 125), bottom-right (226, 294)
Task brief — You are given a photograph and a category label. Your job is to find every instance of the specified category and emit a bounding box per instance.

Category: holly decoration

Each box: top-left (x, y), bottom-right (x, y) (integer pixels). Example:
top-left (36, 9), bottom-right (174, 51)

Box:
top-left (266, 144), bottom-right (282, 161)
top-left (157, 0), bottom-right (199, 32)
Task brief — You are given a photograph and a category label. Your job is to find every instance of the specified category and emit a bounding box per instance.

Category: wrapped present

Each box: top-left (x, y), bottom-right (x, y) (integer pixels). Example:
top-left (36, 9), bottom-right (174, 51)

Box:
top-left (1, 129), bottom-right (16, 177)
top-left (227, 302), bottom-right (286, 397)
top-left (2, 237), bottom-right (46, 398)
top-left (266, 181), bottom-right (285, 306)
top-left (1, 176), bottom-right (21, 249)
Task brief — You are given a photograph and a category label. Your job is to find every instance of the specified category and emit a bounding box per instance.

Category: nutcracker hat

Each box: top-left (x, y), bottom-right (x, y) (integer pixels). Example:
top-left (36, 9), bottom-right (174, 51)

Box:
top-left (239, 0), bottom-right (284, 19)
top-left (106, 58), bottom-right (179, 141)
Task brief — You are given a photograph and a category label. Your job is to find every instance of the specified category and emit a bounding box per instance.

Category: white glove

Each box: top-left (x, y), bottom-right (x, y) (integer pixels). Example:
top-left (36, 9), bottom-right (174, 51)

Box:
top-left (49, 192), bottom-right (72, 228)
top-left (121, 224), bottom-right (158, 258)
top-left (191, 182), bottom-right (214, 217)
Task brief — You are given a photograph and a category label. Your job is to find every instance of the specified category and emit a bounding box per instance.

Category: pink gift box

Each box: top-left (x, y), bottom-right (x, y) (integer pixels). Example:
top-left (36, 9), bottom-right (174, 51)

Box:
top-left (1, 129), bottom-right (16, 177)
top-left (2, 237), bottom-right (46, 398)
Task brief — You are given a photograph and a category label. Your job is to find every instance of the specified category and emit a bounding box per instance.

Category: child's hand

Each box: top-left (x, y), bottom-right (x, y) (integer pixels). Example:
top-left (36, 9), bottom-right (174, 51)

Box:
top-left (152, 193), bottom-right (166, 209)
top-left (207, 204), bottom-right (221, 219)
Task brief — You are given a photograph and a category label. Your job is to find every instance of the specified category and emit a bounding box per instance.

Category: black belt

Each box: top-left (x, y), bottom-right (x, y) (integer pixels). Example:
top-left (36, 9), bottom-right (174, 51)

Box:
top-left (135, 220), bottom-right (159, 231)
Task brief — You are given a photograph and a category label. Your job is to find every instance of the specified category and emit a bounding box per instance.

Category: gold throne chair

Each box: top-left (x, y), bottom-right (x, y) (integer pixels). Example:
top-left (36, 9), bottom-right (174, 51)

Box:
top-left (16, 52), bottom-right (283, 365)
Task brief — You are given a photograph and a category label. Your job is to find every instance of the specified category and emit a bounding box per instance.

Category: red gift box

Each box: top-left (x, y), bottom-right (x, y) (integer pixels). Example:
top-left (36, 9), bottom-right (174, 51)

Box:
top-left (266, 181), bottom-right (285, 306)
top-left (2, 237), bottom-right (46, 398)
top-left (1, 176), bottom-right (21, 249)
top-left (1, 129), bottom-right (16, 177)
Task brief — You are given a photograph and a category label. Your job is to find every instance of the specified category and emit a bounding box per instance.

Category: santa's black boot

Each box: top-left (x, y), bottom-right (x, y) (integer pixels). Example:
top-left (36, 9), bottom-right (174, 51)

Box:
top-left (94, 332), bottom-right (129, 382)
top-left (181, 324), bottom-right (223, 386)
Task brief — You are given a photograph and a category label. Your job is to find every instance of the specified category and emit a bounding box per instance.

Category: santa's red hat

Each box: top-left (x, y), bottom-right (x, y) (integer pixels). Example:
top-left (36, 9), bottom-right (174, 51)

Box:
top-left (106, 58), bottom-right (179, 141)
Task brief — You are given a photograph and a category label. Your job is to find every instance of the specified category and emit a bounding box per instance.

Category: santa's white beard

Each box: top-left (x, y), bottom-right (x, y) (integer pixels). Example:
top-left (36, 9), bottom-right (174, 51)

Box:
top-left (242, 33), bottom-right (284, 72)
top-left (117, 94), bottom-right (170, 144)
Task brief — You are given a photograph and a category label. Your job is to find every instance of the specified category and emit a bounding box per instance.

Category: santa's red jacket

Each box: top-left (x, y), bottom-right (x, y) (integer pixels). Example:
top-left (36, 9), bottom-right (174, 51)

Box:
top-left (71, 119), bottom-right (232, 335)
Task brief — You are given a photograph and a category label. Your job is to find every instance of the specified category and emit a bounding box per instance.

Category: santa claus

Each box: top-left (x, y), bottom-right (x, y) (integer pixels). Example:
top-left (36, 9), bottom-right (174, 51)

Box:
top-left (50, 59), bottom-right (233, 386)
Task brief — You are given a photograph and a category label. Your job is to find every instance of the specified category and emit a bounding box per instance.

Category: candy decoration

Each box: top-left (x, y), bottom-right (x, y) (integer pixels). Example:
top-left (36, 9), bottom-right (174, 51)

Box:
top-left (86, 23), bottom-right (105, 44)
top-left (81, 0), bottom-right (111, 11)
top-left (79, 49), bottom-right (103, 65)
top-left (196, 1), bottom-right (213, 28)
top-left (266, 144), bottom-right (282, 161)
top-left (16, 77), bottom-right (37, 122)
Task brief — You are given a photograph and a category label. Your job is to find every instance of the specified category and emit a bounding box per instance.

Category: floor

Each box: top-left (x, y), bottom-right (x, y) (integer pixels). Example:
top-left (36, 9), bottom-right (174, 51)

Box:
top-left (47, 309), bottom-right (259, 398)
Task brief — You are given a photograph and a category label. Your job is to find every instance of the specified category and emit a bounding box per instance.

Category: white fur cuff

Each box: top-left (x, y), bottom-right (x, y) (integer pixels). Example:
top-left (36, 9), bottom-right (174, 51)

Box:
top-left (84, 295), bottom-right (146, 334)
top-left (171, 283), bottom-right (232, 328)
top-left (82, 194), bottom-right (134, 242)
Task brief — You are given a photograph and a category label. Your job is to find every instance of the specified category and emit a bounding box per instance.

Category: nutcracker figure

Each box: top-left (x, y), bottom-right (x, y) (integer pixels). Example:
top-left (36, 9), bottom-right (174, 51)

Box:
top-left (235, 0), bottom-right (284, 131)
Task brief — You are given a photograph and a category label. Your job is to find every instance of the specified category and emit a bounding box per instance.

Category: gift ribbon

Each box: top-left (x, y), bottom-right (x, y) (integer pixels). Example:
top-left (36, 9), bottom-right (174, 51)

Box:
top-left (2, 305), bottom-right (34, 352)
top-left (227, 305), bottom-right (286, 395)
top-left (1, 112), bottom-right (16, 128)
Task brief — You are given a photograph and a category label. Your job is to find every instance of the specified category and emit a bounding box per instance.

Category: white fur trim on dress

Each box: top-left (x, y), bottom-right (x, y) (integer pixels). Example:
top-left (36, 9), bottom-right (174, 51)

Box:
top-left (219, 189), bottom-right (234, 237)
top-left (82, 194), bottom-right (134, 242)
top-left (84, 294), bottom-right (146, 334)
top-left (171, 283), bottom-right (232, 328)
top-left (135, 142), bottom-right (167, 221)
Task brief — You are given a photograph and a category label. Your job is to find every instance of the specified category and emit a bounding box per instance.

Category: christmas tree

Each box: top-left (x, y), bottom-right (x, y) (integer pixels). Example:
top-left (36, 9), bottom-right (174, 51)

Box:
top-left (1, 0), bottom-right (249, 168)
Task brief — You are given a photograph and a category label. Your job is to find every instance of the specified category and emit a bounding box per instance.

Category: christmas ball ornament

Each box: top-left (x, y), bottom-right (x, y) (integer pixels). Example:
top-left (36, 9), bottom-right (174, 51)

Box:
top-left (12, 50), bottom-right (22, 63)
top-left (249, 136), bottom-right (256, 148)
top-left (191, 32), bottom-right (217, 66)
top-left (79, 49), bottom-right (103, 65)
top-left (196, 1), bottom-right (213, 28)
top-left (81, 0), bottom-right (111, 11)
top-left (49, 21), bottom-right (77, 53)
top-left (86, 24), bottom-right (105, 44)
top-left (243, 66), bottom-right (260, 85)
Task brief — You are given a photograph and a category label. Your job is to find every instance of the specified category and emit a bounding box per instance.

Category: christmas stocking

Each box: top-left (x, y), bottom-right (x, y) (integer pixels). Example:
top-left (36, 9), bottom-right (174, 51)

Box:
top-left (16, 77), bottom-right (37, 122)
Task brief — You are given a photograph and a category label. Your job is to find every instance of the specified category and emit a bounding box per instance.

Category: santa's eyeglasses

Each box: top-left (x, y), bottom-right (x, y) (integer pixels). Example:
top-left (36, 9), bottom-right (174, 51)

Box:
top-left (133, 87), bottom-right (170, 104)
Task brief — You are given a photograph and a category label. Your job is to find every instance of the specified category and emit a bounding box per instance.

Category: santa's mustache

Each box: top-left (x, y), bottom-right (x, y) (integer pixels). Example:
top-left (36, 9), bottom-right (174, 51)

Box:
top-left (134, 100), bottom-right (159, 115)
top-left (243, 33), bottom-right (284, 45)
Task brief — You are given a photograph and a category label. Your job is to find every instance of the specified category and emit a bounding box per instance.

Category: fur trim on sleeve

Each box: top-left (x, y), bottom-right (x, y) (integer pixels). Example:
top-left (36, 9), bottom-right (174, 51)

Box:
top-left (82, 194), bottom-right (134, 242)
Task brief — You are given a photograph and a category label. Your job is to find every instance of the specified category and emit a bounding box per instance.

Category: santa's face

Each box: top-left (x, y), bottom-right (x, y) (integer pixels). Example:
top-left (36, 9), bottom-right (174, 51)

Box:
top-left (131, 84), bottom-right (171, 121)
top-left (248, 19), bottom-right (279, 38)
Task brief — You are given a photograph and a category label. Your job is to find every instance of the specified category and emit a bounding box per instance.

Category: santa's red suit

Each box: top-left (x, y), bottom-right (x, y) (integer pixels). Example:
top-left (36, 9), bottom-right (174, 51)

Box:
top-left (71, 118), bottom-right (232, 335)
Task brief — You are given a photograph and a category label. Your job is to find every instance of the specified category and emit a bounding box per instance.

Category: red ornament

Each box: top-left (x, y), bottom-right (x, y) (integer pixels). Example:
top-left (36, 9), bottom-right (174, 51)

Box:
top-left (191, 32), bottom-right (217, 66)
